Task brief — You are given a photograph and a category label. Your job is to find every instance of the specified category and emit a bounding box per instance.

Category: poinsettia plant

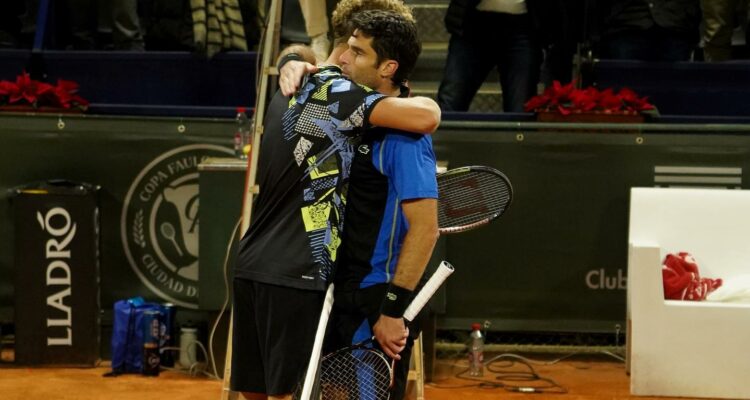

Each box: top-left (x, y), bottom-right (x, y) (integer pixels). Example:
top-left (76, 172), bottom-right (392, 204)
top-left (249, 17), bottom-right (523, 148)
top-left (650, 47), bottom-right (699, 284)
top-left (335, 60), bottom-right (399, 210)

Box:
top-left (0, 71), bottom-right (89, 110)
top-left (525, 80), bottom-right (654, 115)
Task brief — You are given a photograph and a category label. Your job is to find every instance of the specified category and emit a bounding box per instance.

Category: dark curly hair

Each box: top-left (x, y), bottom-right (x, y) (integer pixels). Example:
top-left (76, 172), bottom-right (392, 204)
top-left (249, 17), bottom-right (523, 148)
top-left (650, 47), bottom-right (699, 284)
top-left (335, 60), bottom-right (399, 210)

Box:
top-left (349, 9), bottom-right (421, 86)
top-left (331, 0), bottom-right (414, 45)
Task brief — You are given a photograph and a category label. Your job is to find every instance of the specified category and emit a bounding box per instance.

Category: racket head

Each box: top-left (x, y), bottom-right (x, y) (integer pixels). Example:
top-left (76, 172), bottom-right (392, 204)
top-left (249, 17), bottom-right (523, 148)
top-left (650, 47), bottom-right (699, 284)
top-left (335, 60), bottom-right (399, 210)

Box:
top-left (319, 344), bottom-right (393, 400)
top-left (437, 166), bottom-right (513, 234)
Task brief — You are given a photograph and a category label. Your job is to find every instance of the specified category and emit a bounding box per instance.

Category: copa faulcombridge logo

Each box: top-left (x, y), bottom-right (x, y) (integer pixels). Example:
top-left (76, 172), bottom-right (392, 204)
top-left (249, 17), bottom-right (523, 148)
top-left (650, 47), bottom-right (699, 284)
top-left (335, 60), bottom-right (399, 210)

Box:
top-left (121, 144), bottom-right (232, 308)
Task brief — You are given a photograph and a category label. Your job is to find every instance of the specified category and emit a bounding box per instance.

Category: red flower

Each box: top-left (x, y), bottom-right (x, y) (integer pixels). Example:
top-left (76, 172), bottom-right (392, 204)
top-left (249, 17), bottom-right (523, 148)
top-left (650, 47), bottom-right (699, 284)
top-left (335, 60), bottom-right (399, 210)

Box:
top-left (0, 71), bottom-right (88, 110)
top-left (0, 80), bottom-right (19, 98)
top-left (13, 71), bottom-right (54, 105)
top-left (598, 88), bottom-right (622, 112)
top-left (569, 87), bottom-right (598, 112)
top-left (525, 80), bottom-right (655, 116)
top-left (52, 79), bottom-right (89, 108)
top-left (618, 87), bottom-right (654, 112)
top-left (549, 80), bottom-right (575, 100)
top-left (524, 93), bottom-right (551, 112)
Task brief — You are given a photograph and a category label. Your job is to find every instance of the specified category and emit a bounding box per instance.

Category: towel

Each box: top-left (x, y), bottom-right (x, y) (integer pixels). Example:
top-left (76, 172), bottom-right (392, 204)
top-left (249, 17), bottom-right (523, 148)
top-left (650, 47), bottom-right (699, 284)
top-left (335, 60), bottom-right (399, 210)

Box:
top-left (191, 0), bottom-right (248, 58)
top-left (662, 252), bottom-right (722, 301)
top-left (706, 274), bottom-right (750, 303)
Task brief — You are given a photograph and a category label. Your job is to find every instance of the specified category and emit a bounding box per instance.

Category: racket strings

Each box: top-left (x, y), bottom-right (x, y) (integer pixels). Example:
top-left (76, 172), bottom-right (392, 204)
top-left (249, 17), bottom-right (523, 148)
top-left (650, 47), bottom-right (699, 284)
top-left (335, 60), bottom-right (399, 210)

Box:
top-left (320, 348), bottom-right (392, 400)
top-left (438, 171), bottom-right (511, 229)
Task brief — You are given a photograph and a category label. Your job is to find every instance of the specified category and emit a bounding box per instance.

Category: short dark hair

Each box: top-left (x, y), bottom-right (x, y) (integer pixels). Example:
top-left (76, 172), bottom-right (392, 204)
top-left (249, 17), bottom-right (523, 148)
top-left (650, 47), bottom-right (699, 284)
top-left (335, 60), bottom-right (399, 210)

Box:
top-left (349, 9), bottom-right (421, 86)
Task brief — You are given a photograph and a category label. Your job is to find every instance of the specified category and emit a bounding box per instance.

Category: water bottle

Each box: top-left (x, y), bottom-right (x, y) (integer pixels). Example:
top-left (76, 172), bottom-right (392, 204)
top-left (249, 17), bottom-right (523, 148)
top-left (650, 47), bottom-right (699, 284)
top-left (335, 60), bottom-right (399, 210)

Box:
top-left (179, 327), bottom-right (198, 368)
top-left (159, 303), bottom-right (176, 367)
top-left (468, 323), bottom-right (484, 376)
top-left (142, 310), bottom-right (161, 376)
top-left (234, 107), bottom-right (250, 159)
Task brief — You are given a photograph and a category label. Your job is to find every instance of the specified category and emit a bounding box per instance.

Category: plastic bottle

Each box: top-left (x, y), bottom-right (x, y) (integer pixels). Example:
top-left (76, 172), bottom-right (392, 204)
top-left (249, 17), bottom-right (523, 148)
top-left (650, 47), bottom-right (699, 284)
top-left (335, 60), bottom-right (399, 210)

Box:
top-left (244, 113), bottom-right (254, 158)
top-left (468, 322), bottom-right (484, 376)
top-left (234, 107), bottom-right (250, 159)
top-left (141, 310), bottom-right (161, 376)
top-left (179, 327), bottom-right (198, 368)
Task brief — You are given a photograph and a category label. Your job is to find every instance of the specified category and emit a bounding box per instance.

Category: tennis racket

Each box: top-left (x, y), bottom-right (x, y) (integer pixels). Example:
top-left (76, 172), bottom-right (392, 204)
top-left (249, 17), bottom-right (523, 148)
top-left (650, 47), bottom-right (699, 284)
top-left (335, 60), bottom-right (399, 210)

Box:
top-left (314, 261), bottom-right (455, 400)
top-left (437, 166), bottom-right (513, 234)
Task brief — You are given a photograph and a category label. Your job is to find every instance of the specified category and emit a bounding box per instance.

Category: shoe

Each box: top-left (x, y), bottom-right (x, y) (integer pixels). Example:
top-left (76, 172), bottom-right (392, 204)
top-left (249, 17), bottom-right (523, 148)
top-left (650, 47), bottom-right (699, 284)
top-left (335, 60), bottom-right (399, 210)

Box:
top-left (310, 33), bottom-right (330, 64)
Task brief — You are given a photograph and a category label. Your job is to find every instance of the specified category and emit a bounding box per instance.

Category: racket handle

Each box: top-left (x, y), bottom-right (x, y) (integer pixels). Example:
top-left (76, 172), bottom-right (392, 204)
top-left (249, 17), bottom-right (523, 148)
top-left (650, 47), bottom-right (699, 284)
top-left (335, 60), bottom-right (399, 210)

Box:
top-left (403, 261), bottom-right (454, 322)
top-left (300, 283), bottom-right (335, 400)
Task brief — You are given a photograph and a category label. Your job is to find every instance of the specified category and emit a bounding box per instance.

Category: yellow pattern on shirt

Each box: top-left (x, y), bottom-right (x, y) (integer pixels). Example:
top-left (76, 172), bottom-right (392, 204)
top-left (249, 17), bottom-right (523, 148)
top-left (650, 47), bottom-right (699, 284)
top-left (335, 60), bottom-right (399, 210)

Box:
top-left (326, 225), bottom-right (341, 261)
top-left (312, 80), bottom-right (333, 101)
top-left (307, 155), bottom-right (339, 179)
top-left (301, 201), bottom-right (331, 232)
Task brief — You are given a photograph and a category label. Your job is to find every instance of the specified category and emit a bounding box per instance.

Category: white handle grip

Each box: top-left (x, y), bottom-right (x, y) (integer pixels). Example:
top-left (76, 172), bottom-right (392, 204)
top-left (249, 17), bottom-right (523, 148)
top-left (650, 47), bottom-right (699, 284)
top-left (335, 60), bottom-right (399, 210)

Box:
top-left (403, 261), bottom-right (454, 322)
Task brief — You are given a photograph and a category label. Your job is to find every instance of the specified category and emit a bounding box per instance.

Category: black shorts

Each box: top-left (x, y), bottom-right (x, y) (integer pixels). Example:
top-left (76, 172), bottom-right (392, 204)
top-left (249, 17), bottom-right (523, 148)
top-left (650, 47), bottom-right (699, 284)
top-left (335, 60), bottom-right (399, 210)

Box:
top-left (230, 278), bottom-right (325, 395)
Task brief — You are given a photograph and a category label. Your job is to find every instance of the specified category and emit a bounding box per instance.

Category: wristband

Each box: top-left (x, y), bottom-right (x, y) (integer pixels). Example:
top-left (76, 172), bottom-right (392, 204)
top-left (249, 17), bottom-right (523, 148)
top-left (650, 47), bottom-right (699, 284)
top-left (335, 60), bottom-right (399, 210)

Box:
top-left (380, 284), bottom-right (413, 318)
top-left (277, 52), bottom-right (303, 71)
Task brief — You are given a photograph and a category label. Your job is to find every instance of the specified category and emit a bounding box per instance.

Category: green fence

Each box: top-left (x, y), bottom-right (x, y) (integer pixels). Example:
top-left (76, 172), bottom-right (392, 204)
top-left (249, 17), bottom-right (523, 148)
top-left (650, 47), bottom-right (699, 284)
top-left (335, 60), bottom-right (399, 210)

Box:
top-left (0, 113), bottom-right (236, 321)
top-left (432, 120), bottom-right (750, 332)
top-left (2, 113), bottom-right (749, 334)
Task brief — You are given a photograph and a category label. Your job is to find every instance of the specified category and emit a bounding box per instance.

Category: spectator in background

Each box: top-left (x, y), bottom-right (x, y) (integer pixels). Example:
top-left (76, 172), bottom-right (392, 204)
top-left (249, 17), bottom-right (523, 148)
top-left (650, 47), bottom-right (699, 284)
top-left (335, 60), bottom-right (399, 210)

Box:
top-left (542, 0), bottom-right (588, 85)
top-left (437, 0), bottom-right (568, 113)
top-left (597, 0), bottom-right (701, 61)
top-left (237, 0), bottom-right (262, 50)
top-left (18, 0), bottom-right (143, 50)
top-left (701, 0), bottom-right (749, 61)
top-left (20, 0), bottom-right (96, 50)
top-left (189, 0), bottom-right (248, 57)
top-left (300, 0), bottom-right (331, 62)
top-left (140, 0), bottom-right (195, 51)
top-left (0, 2), bottom-right (25, 48)
top-left (140, 0), bottom-right (260, 52)
top-left (108, 0), bottom-right (144, 51)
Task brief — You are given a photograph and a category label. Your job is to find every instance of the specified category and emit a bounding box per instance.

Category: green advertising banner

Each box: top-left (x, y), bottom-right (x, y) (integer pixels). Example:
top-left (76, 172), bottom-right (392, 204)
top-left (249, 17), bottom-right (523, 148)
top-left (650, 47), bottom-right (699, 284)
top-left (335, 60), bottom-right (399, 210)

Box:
top-left (0, 113), bottom-right (235, 317)
top-left (430, 122), bottom-right (750, 332)
top-left (3, 115), bottom-right (750, 334)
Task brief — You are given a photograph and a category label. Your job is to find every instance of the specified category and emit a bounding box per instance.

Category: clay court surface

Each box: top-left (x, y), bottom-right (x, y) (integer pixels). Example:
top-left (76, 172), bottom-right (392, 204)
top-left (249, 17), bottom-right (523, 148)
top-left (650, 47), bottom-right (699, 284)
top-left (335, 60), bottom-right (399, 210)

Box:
top-left (0, 352), bottom-right (700, 400)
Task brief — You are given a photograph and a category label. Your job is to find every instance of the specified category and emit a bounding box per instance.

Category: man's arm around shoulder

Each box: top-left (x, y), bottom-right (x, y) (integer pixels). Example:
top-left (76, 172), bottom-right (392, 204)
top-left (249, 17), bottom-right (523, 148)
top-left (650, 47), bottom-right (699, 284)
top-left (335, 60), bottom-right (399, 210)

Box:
top-left (369, 97), bottom-right (441, 134)
top-left (277, 44), bottom-right (319, 96)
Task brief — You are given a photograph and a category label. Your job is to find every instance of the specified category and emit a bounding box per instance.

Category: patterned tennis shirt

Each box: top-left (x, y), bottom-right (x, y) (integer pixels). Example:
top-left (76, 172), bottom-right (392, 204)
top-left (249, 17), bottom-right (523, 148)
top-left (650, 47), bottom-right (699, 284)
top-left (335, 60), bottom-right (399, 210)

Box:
top-left (234, 66), bottom-right (386, 291)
